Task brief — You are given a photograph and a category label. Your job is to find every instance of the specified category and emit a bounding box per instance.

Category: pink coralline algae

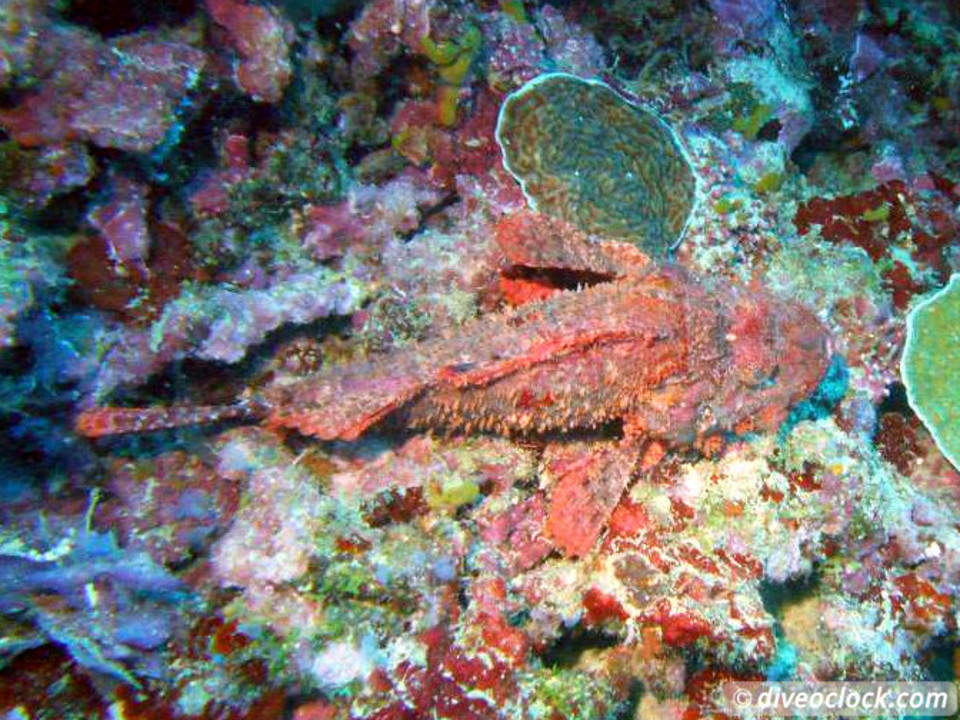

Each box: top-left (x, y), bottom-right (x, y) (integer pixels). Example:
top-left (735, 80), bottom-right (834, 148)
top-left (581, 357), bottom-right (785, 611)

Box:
top-left (484, 6), bottom-right (605, 93)
top-left (0, 24), bottom-right (206, 153)
top-left (302, 171), bottom-right (443, 260)
top-left (96, 451), bottom-right (241, 567)
top-left (474, 491), bottom-right (553, 573)
top-left (211, 428), bottom-right (327, 589)
top-left (205, 0), bottom-right (293, 103)
top-left (329, 433), bottom-right (535, 499)
top-left (484, 13), bottom-right (544, 92)
top-left (86, 174), bottom-right (151, 268)
top-left (130, 264), bottom-right (369, 364)
top-left (193, 414), bottom-right (960, 718)
top-left (535, 5), bottom-right (606, 78)
top-left (346, 0), bottom-right (432, 78)
top-left (189, 133), bottom-right (253, 217)
top-left (78, 165), bottom-right (452, 396)
top-left (521, 419), bottom-right (960, 679)
top-left (390, 85), bottom-right (504, 191)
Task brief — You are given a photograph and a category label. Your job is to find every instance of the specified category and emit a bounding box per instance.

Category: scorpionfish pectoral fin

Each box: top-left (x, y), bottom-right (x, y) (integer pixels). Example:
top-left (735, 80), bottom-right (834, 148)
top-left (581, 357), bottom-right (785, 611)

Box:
top-left (543, 439), bottom-right (640, 557)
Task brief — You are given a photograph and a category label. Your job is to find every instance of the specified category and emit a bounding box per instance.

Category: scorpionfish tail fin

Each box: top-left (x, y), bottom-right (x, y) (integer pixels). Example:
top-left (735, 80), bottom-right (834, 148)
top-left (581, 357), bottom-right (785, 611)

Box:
top-left (75, 402), bottom-right (261, 438)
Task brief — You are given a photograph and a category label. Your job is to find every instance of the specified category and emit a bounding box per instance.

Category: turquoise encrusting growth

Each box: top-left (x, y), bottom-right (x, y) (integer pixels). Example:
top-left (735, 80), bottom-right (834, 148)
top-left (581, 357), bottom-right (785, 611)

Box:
top-left (1, 0), bottom-right (960, 717)
top-left (902, 274), bottom-right (960, 471)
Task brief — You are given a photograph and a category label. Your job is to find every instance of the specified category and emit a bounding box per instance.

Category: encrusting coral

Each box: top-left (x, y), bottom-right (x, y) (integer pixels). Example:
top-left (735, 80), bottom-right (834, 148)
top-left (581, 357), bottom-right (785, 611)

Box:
top-left (496, 73), bottom-right (697, 256)
top-left (902, 273), bottom-right (960, 471)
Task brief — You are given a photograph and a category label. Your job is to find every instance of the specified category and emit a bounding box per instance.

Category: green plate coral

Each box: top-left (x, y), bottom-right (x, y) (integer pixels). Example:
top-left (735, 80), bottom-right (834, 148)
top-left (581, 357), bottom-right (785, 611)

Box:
top-left (902, 274), bottom-right (960, 471)
top-left (495, 73), bottom-right (696, 256)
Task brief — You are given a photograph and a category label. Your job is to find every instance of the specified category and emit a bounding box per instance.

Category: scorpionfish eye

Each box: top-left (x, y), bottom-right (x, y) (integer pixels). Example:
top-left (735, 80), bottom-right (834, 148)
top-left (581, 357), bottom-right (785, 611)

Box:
top-left (727, 300), bottom-right (780, 388)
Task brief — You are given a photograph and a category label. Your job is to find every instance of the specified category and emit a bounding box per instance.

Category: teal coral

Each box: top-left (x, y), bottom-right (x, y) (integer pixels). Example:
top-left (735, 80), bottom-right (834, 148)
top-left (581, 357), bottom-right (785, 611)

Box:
top-left (902, 274), bottom-right (960, 471)
top-left (495, 73), bottom-right (696, 256)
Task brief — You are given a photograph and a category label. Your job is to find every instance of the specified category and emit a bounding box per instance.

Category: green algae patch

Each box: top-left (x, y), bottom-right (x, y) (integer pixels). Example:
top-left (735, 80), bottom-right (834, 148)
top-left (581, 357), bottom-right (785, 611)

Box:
top-left (426, 474), bottom-right (480, 510)
top-left (902, 274), bottom-right (960, 471)
top-left (862, 204), bottom-right (890, 222)
top-left (732, 102), bottom-right (775, 140)
top-left (753, 171), bottom-right (783, 194)
top-left (714, 194), bottom-right (743, 214)
top-left (498, 0), bottom-right (527, 23)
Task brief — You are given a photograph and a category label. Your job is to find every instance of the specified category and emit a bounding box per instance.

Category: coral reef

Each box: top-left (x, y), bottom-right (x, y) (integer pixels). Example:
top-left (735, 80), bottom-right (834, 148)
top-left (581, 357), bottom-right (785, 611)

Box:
top-left (2, 0), bottom-right (960, 717)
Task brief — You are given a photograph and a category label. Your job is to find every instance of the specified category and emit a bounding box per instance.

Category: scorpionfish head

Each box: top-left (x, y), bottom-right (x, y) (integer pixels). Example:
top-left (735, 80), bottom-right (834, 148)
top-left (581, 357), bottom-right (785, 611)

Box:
top-left (726, 293), bottom-right (831, 433)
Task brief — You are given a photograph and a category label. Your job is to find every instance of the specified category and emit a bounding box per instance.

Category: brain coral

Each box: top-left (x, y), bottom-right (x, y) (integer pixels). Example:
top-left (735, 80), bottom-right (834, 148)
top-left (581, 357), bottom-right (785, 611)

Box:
top-left (902, 273), bottom-right (960, 471)
top-left (495, 73), bottom-right (696, 256)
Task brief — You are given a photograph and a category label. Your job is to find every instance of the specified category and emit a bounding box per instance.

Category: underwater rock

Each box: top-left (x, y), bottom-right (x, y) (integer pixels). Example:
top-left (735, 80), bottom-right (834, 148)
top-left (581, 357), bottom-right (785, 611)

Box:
top-left (535, 5), bottom-right (606, 79)
top-left (0, 520), bottom-right (184, 684)
top-left (151, 264), bottom-right (371, 365)
top-left (484, 11), bottom-right (544, 92)
top-left (0, 0), bottom-right (45, 89)
top-left (0, 229), bottom-right (62, 349)
top-left (346, 0), bottom-right (433, 78)
top-left (302, 171), bottom-right (443, 260)
top-left (0, 24), bottom-right (206, 153)
top-left (86, 174), bottom-right (151, 268)
top-left (0, 142), bottom-right (94, 208)
top-left (707, 0), bottom-right (779, 41)
top-left (205, 0), bottom-right (293, 103)
top-left (97, 451), bottom-right (241, 567)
